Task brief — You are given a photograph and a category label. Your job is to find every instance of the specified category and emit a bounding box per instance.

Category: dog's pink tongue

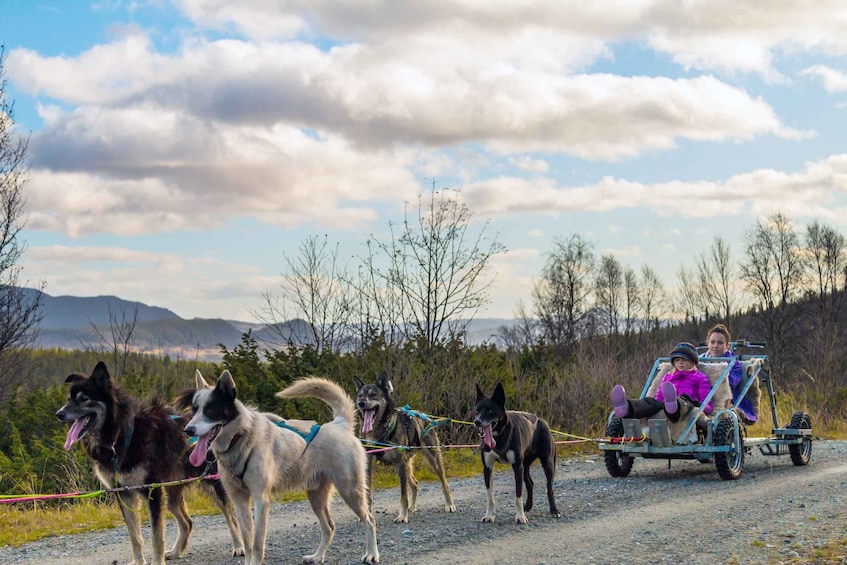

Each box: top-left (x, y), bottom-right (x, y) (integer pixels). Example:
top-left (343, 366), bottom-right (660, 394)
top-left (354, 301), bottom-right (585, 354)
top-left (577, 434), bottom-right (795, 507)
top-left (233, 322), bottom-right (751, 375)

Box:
top-left (361, 410), bottom-right (375, 434)
top-left (482, 424), bottom-right (496, 449)
top-left (189, 435), bottom-right (209, 467)
top-left (64, 418), bottom-right (87, 450)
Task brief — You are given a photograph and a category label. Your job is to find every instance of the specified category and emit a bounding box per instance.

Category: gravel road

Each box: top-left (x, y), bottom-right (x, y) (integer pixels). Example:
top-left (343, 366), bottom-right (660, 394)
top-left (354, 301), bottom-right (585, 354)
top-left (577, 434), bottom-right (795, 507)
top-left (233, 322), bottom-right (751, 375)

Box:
top-left (4, 440), bottom-right (846, 565)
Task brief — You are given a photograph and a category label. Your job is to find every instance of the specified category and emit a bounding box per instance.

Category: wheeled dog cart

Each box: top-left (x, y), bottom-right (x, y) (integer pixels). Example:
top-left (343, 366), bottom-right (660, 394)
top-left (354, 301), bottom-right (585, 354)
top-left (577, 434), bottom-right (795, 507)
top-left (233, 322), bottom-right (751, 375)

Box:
top-left (598, 341), bottom-right (812, 480)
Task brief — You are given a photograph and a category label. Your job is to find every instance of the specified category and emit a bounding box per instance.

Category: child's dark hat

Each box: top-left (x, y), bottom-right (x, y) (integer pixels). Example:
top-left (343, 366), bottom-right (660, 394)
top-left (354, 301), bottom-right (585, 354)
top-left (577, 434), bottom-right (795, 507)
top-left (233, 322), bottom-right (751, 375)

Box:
top-left (669, 342), bottom-right (699, 366)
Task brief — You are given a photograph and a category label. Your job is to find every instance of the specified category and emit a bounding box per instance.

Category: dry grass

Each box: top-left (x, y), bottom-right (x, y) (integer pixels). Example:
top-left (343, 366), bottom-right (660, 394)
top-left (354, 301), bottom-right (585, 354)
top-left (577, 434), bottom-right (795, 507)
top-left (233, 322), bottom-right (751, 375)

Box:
top-left (1, 499), bottom-right (122, 547)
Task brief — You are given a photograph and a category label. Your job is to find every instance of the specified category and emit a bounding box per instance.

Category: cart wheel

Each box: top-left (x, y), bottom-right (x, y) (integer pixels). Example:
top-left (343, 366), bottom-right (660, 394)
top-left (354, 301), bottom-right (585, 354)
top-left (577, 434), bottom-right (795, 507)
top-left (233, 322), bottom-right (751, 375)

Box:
top-left (714, 416), bottom-right (744, 480)
top-left (787, 412), bottom-right (812, 466)
top-left (604, 418), bottom-right (634, 478)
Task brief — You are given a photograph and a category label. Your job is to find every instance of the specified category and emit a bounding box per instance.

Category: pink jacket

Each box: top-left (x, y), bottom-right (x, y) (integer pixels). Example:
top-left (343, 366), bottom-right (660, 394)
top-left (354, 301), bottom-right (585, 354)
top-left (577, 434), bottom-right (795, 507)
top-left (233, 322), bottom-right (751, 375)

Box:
top-left (655, 368), bottom-right (714, 415)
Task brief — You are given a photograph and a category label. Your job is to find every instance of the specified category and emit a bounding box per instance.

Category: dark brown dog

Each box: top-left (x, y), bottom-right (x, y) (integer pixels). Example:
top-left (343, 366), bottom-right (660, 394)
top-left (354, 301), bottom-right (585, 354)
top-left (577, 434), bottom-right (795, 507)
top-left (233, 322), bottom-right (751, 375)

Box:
top-left (56, 361), bottom-right (243, 565)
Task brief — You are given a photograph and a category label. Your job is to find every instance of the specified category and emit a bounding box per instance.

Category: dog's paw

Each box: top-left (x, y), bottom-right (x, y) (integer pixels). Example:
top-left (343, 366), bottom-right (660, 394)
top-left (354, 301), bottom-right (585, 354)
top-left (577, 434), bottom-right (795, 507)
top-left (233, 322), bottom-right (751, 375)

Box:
top-left (445, 503), bottom-right (456, 512)
top-left (481, 513), bottom-right (496, 523)
top-left (514, 513), bottom-right (529, 524)
top-left (393, 514), bottom-right (409, 523)
top-left (232, 547), bottom-right (246, 556)
top-left (361, 552), bottom-right (380, 564)
top-left (302, 553), bottom-right (323, 564)
top-left (550, 509), bottom-right (562, 518)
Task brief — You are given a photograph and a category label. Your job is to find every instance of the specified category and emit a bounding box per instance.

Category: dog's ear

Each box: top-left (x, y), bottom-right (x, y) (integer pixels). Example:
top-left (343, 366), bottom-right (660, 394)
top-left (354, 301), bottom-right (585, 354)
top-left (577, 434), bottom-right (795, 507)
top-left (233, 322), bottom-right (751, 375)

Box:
top-left (377, 372), bottom-right (393, 394)
top-left (65, 373), bottom-right (86, 384)
top-left (476, 383), bottom-right (486, 401)
top-left (354, 376), bottom-right (364, 390)
top-left (91, 361), bottom-right (112, 389)
top-left (195, 369), bottom-right (210, 389)
top-left (174, 389), bottom-right (195, 411)
top-left (492, 382), bottom-right (506, 409)
top-left (216, 370), bottom-right (237, 400)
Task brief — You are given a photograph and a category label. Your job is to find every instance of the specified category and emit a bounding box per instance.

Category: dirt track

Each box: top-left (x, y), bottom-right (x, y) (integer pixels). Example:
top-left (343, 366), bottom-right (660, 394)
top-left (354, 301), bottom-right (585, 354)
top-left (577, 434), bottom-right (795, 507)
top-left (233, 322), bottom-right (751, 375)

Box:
top-left (3, 439), bottom-right (846, 564)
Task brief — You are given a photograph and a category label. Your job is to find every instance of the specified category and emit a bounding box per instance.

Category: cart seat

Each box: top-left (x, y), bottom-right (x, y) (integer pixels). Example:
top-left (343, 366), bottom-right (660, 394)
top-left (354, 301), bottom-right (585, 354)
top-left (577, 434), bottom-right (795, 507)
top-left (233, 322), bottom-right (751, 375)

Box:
top-left (737, 359), bottom-right (763, 423)
top-left (639, 361), bottom-right (734, 444)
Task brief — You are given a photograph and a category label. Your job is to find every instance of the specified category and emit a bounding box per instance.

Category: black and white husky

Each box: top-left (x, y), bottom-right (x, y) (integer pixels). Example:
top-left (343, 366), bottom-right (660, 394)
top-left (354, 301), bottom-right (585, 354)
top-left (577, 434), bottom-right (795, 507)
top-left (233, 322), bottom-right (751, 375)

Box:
top-left (178, 370), bottom-right (380, 565)
top-left (56, 361), bottom-right (243, 565)
top-left (354, 373), bottom-right (456, 523)
top-left (474, 382), bottom-right (561, 524)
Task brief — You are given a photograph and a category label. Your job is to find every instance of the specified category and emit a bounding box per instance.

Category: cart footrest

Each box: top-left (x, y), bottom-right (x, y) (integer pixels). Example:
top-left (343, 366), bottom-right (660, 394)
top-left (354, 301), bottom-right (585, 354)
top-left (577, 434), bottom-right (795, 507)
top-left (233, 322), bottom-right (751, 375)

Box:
top-left (648, 418), bottom-right (673, 447)
top-left (622, 418), bottom-right (644, 439)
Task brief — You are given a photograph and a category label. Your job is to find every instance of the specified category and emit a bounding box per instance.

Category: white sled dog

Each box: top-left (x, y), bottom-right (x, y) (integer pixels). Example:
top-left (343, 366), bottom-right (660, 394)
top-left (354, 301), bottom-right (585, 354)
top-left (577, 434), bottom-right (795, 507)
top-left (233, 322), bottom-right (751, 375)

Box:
top-left (179, 371), bottom-right (379, 565)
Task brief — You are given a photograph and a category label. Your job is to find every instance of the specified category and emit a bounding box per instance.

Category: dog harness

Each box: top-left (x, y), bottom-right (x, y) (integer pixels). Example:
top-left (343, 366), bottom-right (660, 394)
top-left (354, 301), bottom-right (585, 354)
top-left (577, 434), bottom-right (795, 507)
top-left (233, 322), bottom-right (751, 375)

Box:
top-left (276, 420), bottom-right (321, 445)
top-left (382, 412), bottom-right (399, 441)
top-left (224, 420), bottom-right (322, 481)
top-left (398, 405), bottom-right (451, 436)
top-left (111, 417), bottom-right (135, 473)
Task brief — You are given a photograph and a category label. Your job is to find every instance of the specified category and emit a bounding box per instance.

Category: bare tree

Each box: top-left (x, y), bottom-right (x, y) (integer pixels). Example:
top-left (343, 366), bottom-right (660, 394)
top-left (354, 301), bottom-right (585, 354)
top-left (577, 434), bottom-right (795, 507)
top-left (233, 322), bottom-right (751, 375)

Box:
top-left (0, 47), bottom-right (44, 400)
top-left (88, 304), bottom-right (139, 378)
top-left (697, 236), bottom-right (741, 321)
top-left (640, 264), bottom-right (668, 332)
top-left (349, 239), bottom-right (409, 351)
top-left (800, 221), bottom-right (847, 391)
top-left (496, 300), bottom-right (539, 351)
top-left (595, 254), bottom-right (623, 335)
top-left (804, 221), bottom-right (847, 325)
top-left (259, 235), bottom-right (354, 354)
top-left (622, 266), bottom-right (639, 341)
top-left (363, 188), bottom-right (505, 353)
top-left (740, 212), bottom-right (806, 374)
top-left (674, 264), bottom-right (704, 322)
top-left (532, 234), bottom-right (595, 347)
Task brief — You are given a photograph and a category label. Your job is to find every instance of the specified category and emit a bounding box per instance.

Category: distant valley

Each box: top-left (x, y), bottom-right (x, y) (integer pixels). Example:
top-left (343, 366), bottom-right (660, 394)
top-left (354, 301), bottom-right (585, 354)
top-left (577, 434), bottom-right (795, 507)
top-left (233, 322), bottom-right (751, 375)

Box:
top-left (25, 289), bottom-right (514, 361)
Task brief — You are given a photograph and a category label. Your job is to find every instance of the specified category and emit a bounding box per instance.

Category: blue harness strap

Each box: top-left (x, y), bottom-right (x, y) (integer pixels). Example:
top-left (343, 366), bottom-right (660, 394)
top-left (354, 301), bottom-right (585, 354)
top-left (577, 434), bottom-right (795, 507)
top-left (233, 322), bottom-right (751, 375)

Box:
top-left (400, 405), bottom-right (432, 423)
top-left (173, 413), bottom-right (320, 458)
top-left (276, 420), bottom-right (321, 445)
top-left (399, 405), bottom-right (451, 436)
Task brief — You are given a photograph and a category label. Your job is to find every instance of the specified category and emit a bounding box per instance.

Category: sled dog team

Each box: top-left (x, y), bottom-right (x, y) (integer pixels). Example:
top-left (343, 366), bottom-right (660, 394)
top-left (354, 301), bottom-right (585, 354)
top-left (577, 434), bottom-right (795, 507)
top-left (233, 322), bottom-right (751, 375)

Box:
top-left (57, 363), bottom-right (565, 564)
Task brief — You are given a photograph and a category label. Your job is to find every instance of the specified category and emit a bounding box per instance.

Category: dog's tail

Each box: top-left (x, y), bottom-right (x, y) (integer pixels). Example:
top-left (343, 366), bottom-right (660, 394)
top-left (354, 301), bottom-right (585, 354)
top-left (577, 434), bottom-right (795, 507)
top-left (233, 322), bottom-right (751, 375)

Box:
top-left (276, 377), bottom-right (356, 431)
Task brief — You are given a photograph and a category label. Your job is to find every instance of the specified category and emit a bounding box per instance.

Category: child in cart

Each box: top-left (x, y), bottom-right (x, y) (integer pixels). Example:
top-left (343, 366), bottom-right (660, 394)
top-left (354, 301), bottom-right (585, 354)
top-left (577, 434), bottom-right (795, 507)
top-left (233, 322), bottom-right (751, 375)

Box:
top-left (702, 323), bottom-right (757, 423)
top-left (611, 342), bottom-right (714, 422)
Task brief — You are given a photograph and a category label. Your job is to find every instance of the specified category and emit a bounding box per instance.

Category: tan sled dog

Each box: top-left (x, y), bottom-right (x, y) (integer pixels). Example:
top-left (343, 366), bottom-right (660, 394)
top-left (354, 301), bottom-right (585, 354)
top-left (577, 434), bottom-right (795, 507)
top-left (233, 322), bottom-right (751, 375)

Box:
top-left (355, 373), bottom-right (456, 522)
top-left (179, 371), bottom-right (379, 565)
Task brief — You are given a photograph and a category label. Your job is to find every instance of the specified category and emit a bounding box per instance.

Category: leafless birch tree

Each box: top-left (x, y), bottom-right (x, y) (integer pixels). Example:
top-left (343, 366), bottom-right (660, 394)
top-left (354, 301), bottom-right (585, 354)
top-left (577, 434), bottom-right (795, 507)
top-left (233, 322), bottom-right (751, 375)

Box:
top-left (0, 47), bottom-right (44, 400)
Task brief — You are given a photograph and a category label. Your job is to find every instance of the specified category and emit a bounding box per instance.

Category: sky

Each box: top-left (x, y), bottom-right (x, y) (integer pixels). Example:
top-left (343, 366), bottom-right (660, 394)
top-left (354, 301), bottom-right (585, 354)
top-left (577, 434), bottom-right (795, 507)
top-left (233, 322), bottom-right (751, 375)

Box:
top-left (2, 1), bottom-right (847, 323)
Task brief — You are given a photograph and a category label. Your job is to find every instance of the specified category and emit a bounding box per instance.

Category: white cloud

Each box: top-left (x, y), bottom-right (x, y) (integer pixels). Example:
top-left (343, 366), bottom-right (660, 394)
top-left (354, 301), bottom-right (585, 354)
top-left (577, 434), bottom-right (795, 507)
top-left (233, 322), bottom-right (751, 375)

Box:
top-left (510, 156), bottom-right (549, 173)
top-left (484, 247), bottom-right (542, 318)
top-left (176, 0), bottom-right (847, 81)
top-left (24, 103), bottom-right (420, 236)
top-left (24, 244), bottom-right (276, 320)
top-left (601, 245), bottom-right (640, 257)
top-left (178, 0), bottom-right (307, 39)
top-left (608, 224), bottom-right (622, 234)
top-left (802, 65), bottom-right (847, 93)
top-left (8, 19), bottom-right (806, 161)
top-left (461, 154), bottom-right (847, 224)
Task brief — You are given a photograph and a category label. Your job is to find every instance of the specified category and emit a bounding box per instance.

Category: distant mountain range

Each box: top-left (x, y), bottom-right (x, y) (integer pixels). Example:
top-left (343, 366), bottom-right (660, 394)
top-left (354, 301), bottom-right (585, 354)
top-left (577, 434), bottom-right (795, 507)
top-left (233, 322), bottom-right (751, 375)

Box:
top-left (23, 289), bottom-right (514, 361)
